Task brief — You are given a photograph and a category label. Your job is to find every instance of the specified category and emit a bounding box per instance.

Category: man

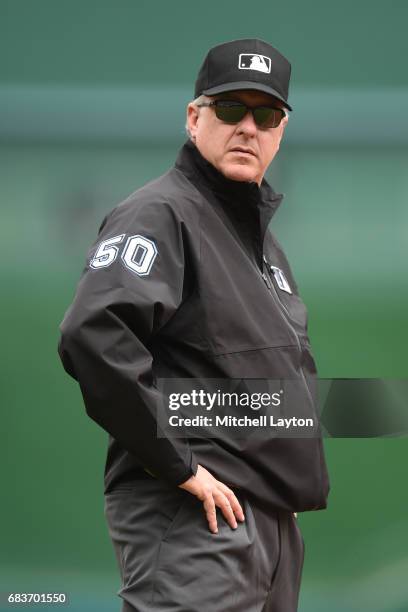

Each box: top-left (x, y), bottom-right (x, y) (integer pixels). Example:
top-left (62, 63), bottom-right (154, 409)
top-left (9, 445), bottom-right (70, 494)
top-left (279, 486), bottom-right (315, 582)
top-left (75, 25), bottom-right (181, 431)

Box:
top-left (58, 38), bottom-right (330, 612)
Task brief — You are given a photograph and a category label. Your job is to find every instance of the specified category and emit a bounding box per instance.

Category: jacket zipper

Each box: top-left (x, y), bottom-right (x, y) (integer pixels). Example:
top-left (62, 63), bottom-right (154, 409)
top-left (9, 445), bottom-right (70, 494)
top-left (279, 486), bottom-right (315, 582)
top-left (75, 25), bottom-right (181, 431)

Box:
top-left (206, 189), bottom-right (315, 411)
top-left (261, 255), bottom-right (315, 411)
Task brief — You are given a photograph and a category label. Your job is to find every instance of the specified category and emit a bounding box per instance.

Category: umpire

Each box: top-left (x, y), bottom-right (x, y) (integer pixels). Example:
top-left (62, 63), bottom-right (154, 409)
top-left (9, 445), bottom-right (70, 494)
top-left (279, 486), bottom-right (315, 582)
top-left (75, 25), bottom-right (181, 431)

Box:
top-left (58, 38), bottom-right (330, 612)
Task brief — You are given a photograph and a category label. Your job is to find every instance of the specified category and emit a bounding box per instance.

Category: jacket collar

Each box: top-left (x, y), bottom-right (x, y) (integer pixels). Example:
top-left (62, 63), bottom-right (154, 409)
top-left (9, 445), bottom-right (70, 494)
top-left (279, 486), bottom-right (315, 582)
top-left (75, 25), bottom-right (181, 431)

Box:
top-left (174, 139), bottom-right (284, 222)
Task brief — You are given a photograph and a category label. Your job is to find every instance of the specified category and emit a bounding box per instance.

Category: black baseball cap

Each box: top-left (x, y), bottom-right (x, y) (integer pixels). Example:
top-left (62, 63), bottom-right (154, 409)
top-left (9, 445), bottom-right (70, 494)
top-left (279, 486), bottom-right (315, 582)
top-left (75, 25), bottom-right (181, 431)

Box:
top-left (194, 38), bottom-right (293, 111)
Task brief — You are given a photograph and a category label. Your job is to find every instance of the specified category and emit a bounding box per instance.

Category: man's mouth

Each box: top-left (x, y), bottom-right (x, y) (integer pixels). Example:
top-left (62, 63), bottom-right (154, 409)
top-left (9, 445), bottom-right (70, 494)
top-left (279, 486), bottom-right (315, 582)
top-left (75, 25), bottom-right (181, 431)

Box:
top-left (229, 146), bottom-right (257, 157)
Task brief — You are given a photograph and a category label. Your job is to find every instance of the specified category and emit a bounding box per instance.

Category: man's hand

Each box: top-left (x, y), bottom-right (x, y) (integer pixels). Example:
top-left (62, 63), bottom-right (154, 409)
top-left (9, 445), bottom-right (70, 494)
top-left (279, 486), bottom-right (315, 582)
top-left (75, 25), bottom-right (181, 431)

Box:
top-left (179, 464), bottom-right (245, 534)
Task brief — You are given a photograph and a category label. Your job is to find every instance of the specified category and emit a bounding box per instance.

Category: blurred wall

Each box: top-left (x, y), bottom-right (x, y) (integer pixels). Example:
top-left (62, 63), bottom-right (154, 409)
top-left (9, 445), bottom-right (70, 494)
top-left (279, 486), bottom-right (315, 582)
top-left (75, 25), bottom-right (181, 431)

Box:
top-left (1, 2), bottom-right (407, 611)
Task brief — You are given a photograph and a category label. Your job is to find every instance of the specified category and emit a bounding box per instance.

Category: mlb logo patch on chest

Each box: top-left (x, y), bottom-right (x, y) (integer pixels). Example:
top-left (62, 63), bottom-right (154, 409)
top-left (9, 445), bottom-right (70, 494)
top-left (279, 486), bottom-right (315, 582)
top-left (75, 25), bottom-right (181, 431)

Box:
top-left (270, 266), bottom-right (292, 294)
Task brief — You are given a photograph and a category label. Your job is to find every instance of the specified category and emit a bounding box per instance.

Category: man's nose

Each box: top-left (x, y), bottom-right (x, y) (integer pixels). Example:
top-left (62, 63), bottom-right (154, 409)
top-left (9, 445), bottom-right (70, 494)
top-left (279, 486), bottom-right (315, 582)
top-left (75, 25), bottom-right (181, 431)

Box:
top-left (236, 109), bottom-right (258, 136)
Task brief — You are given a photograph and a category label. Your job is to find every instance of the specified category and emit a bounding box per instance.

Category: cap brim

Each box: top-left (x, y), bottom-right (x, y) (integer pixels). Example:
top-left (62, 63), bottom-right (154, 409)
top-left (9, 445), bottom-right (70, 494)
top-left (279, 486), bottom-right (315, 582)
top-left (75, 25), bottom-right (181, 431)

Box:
top-left (201, 81), bottom-right (292, 111)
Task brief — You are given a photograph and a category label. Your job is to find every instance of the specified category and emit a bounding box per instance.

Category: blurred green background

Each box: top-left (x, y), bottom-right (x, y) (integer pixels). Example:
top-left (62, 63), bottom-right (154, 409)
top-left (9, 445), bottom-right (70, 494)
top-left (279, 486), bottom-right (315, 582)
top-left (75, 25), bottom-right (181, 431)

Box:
top-left (1, 1), bottom-right (407, 611)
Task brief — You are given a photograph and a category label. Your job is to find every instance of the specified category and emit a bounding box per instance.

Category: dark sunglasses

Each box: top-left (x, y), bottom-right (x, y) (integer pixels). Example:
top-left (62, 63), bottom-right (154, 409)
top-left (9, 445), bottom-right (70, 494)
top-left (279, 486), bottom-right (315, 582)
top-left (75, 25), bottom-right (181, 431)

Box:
top-left (196, 99), bottom-right (286, 128)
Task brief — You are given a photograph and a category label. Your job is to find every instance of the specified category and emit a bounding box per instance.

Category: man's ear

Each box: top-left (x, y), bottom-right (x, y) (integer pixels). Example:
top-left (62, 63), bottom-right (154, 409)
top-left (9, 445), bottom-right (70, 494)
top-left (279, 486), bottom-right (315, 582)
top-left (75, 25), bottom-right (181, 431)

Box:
top-left (273, 114), bottom-right (288, 155)
top-left (187, 103), bottom-right (199, 140)
top-left (277, 113), bottom-right (289, 141)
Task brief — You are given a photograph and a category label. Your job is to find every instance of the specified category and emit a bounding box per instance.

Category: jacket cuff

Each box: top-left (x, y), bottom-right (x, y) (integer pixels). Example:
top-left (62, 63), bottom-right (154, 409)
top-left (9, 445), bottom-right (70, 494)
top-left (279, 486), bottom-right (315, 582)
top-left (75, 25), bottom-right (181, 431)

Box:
top-left (172, 450), bottom-right (198, 486)
top-left (145, 449), bottom-right (198, 486)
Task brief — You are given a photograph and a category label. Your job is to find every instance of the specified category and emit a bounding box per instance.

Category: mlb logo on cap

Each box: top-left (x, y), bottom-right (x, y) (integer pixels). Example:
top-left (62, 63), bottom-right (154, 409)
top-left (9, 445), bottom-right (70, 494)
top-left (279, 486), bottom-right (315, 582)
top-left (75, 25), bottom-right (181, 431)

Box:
top-left (194, 38), bottom-right (293, 111)
top-left (238, 54), bottom-right (271, 74)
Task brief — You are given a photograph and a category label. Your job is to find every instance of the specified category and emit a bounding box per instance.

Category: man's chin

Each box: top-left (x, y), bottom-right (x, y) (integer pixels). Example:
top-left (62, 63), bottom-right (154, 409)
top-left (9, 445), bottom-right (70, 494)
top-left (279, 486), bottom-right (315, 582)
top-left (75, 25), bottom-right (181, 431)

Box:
top-left (221, 163), bottom-right (260, 184)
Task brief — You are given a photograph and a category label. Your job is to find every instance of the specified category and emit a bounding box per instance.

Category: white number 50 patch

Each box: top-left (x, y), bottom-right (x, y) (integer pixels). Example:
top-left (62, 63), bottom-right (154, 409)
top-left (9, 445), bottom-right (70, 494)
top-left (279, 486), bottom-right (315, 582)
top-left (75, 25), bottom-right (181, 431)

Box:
top-left (90, 234), bottom-right (157, 277)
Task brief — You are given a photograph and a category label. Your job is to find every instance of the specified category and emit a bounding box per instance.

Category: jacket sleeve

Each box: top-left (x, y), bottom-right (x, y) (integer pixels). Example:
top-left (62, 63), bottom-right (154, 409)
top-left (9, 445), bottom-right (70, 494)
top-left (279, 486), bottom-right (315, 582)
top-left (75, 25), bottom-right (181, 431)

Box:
top-left (58, 196), bottom-right (198, 486)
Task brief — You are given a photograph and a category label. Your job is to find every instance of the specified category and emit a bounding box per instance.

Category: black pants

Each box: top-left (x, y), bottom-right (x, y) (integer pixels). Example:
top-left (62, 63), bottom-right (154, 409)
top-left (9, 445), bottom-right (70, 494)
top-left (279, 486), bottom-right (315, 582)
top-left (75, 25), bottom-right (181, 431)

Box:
top-left (104, 477), bottom-right (305, 612)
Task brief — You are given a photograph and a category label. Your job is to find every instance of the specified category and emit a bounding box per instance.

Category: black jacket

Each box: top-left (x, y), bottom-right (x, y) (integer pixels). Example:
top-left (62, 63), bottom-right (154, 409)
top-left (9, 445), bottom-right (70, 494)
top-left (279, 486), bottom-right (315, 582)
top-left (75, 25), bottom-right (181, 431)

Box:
top-left (58, 139), bottom-right (330, 513)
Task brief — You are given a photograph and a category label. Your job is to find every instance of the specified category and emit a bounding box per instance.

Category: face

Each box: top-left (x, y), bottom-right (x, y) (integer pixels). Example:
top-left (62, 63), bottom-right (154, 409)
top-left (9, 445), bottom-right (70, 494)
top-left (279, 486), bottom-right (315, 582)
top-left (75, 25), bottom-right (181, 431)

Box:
top-left (187, 89), bottom-right (289, 185)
